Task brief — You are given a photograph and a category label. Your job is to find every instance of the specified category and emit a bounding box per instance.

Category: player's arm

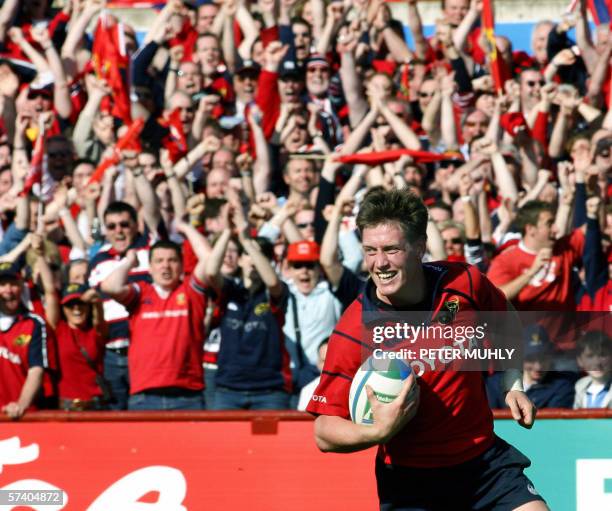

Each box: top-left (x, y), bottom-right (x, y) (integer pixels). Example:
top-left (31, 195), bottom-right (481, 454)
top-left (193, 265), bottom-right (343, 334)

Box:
top-left (500, 301), bottom-right (536, 429)
top-left (314, 375), bottom-right (419, 453)
top-left (100, 250), bottom-right (138, 304)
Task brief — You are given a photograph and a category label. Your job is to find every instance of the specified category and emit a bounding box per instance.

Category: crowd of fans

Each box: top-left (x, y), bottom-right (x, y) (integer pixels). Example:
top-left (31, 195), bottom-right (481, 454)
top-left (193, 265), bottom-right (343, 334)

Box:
top-left (0, 0), bottom-right (610, 417)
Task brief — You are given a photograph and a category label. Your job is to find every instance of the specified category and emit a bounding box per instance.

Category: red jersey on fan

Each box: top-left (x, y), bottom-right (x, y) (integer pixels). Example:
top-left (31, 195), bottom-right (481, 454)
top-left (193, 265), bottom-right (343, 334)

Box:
top-left (307, 262), bottom-right (508, 468)
top-left (0, 312), bottom-right (49, 409)
top-left (55, 320), bottom-right (105, 400)
top-left (123, 276), bottom-right (209, 394)
top-left (487, 229), bottom-right (585, 312)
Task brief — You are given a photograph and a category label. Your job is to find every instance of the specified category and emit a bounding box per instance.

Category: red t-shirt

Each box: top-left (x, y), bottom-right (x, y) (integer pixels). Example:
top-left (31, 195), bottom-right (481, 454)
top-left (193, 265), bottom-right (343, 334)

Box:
top-left (124, 276), bottom-right (209, 394)
top-left (487, 230), bottom-right (585, 350)
top-left (0, 312), bottom-right (49, 408)
top-left (487, 230), bottom-right (584, 312)
top-left (55, 320), bottom-right (105, 400)
top-left (307, 262), bottom-right (508, 468)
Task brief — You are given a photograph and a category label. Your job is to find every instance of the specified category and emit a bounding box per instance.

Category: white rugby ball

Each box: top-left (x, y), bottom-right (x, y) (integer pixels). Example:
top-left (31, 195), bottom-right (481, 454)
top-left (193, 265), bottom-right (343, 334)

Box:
top-left (349, 356), bottom-right (413, 425)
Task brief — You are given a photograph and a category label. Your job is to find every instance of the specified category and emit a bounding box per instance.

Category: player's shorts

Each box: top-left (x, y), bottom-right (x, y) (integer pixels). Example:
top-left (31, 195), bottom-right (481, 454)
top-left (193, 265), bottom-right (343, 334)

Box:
top-left (376, 435), bottom-right (546, 511)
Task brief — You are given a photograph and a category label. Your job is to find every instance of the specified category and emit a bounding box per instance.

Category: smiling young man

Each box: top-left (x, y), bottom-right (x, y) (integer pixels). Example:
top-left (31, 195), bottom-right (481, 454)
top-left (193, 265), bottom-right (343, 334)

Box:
top-left (307, 189), bottom-right (548, 511)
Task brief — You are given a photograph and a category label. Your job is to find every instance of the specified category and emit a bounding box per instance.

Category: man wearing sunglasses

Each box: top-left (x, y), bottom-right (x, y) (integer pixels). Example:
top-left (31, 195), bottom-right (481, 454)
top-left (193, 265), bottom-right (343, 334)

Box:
top-left (519, 69), bottom-right (544, 117)
top-left (284, 240), bottom-right (342, 408)
top-left (88, 188), bottom-right (164, 409)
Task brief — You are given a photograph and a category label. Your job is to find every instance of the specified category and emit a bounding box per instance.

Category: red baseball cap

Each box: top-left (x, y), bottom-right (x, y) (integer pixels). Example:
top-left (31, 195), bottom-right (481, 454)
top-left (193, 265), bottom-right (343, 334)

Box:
top-left (287, 240), bottom-right (320, 263)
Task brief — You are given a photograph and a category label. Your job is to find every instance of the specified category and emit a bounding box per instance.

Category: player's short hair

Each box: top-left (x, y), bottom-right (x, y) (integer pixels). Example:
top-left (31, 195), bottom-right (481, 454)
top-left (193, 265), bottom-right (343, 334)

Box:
top-left (149, 240), bottom-right (183, 261)
top-left (576, 330), bottom-right (612, 357)
top-left (356, 188), bottom-right (428, 243)
top-left (515, 200), bottom-right (555, 236)
top-left (104, 201), bottom-right (138, 223)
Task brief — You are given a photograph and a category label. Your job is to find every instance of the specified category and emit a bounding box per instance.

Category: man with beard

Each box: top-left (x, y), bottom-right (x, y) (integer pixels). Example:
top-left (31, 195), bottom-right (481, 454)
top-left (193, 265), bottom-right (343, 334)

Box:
top-left (0, 263), bottom-right (48, 419)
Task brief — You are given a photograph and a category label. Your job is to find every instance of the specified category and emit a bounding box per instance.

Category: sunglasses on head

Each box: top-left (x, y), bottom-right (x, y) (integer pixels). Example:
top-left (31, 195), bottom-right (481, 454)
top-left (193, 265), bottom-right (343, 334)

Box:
top-left (290, 261), bottom-right (317, 270)
top-left (105, 220), bottom-right (131, 230)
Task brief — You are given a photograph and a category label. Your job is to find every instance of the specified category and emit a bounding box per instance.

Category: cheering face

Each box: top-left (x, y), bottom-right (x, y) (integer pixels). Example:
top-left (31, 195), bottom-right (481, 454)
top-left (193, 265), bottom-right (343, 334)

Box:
top-left (292, 22), bottom-right (312, 61)
top-left (149, 247), bottom-right (183, 290)
top-left (527, 211), bottom-right (556, 250)
top-left (195, 35), bottom-right (221, 75)
top-left (279, 78), bottom-right (303, 103)
top-left (283, 115), bottom-right (309, 152)
top-left (234, 72), bottom-right (258, 102)
top-left (104, 212), bottom-right (138, 254)
top-left (362, 222), bottom-right (425, 304)
top-left (0, 168), bottom-right (12, 196)
top-left (63, 300), bottom-right (90, 329)
top-left (578, 348), bottom-right (612, 380)
top-left (531, 22), bottom-right (553, 65)
top-left (93, 113), bottom-right (116, 146)
top-left (417, 79), bottom-right (437, 112)
top-left (443, 0), bottom-right (469, 27)
top-left (72, 162), bottom-right (94, 195)
top-left (205, 168), bottom-right (229, 199)
top-left (294, 209), bottom-right (315, 241)
top-left (306, 65), bottom-right (330, 98)
top-left (283, 159), bottom-right (317, 195)
top-left (441, 227), bottom-right (464, 257)
top-left (289, 261), bottom-right (320, 296)
top-left (197, 4), bottom-right (219, 34)
top-left (177, 62), bottom-right (203, 95)
top-left (221, 240), bottom-right (240, 276)
top-left (0, 278), bottom-right (22, 315)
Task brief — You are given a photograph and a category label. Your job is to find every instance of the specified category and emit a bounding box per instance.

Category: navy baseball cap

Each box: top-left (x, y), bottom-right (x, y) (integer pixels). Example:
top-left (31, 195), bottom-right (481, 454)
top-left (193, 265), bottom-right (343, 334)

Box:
top-left (279, 60), bottom-right (303, 80)
top-left (235, 58), bottom-right (261, 76)
top-left (523, 324), bottom-right (553, 358)
top-left (0, 262), bottom-right (21, 281)
top-left (61, 283), bottom-right (89, 305)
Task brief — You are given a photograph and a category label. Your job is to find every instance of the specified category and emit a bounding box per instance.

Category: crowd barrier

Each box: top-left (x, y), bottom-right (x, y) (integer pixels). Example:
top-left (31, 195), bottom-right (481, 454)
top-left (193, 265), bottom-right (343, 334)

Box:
top-left (0, 410), bottom-right (610, 510)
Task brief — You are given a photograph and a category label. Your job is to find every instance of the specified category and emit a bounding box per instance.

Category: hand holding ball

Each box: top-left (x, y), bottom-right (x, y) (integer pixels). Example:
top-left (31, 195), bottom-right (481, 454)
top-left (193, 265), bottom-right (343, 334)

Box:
top-left (349, 356), bottom-right (419, 441)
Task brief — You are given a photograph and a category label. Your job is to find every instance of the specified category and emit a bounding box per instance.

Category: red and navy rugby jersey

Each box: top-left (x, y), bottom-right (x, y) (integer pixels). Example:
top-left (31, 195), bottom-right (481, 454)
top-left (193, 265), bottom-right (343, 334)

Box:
top-left (307, 262), bottom-right (509, 468)
top-left (0, 312), bottom-right (49, 408)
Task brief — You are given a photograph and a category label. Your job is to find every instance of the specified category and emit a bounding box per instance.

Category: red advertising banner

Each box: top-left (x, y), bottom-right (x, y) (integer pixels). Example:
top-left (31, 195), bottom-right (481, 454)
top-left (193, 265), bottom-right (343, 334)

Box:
top-left (0, 413), bottom-right (377, 510)
top-left (1, 410), bottom-right (610, 510)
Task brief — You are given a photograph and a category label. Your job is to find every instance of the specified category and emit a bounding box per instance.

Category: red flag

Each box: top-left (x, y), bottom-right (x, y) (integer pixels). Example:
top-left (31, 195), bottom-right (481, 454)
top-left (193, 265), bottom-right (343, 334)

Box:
top-left (92, 14), bottom-right (132, 125)
top-left (159, 109), bottom-right (188, 164)
top-left (335, 149), bottom-right (455, 166)
top-left (20, 134), bottom-right (46, 197)
top-left (482, 0), bottom-right (504, 93)
top-left (87, 119), bottom-right (145, 185)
